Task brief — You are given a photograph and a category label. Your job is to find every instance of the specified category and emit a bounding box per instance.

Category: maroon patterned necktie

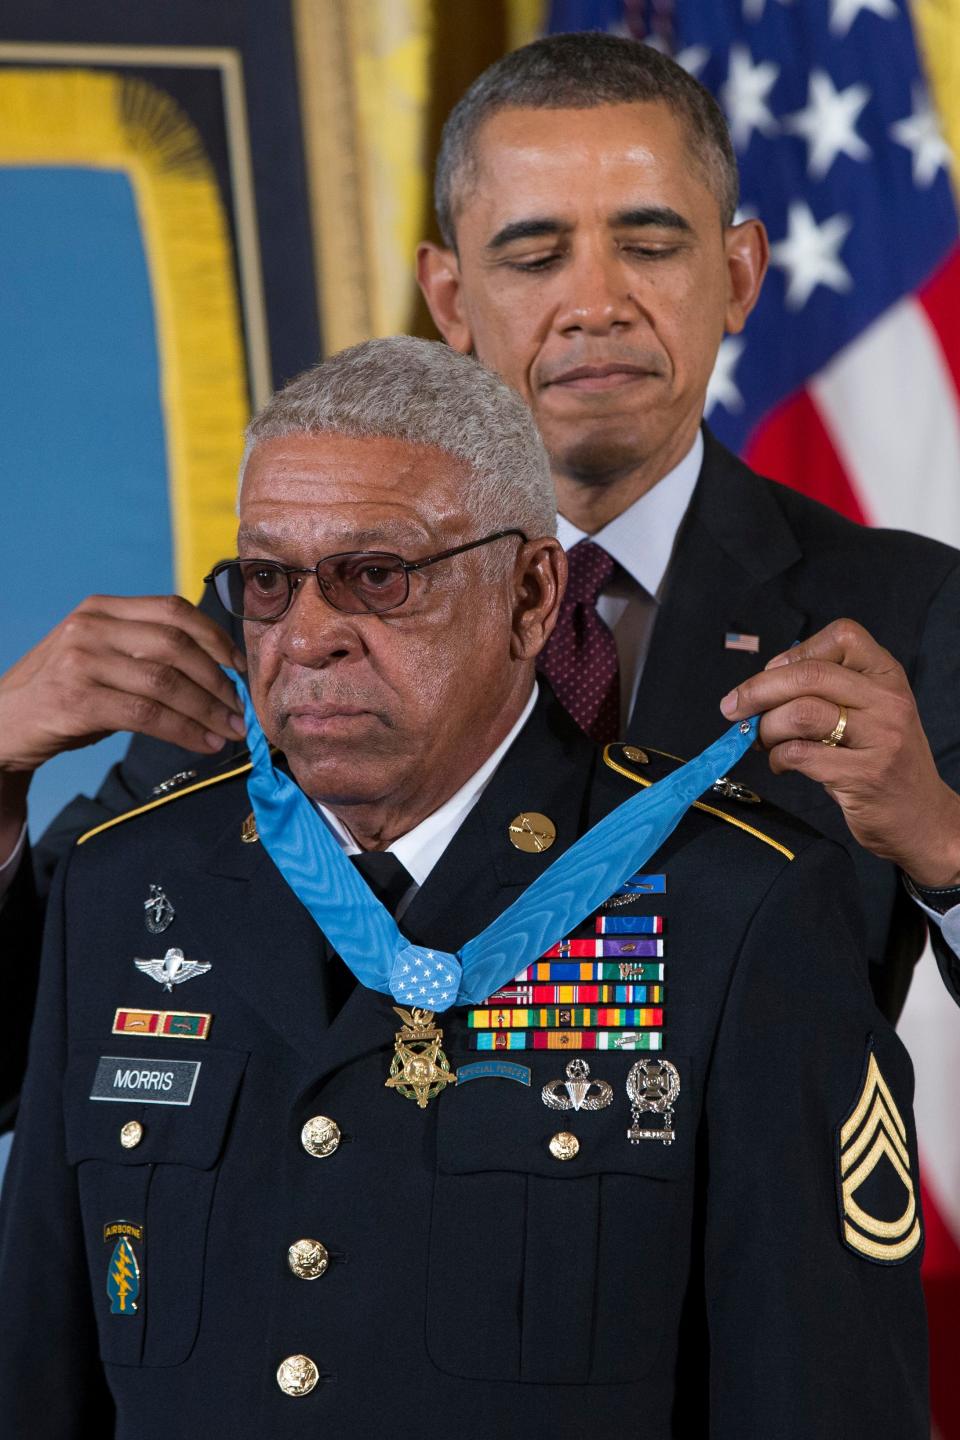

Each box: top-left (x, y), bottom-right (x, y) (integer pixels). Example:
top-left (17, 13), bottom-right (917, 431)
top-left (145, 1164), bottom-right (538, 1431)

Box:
top-left (537, 539), bottom-right (621, 745)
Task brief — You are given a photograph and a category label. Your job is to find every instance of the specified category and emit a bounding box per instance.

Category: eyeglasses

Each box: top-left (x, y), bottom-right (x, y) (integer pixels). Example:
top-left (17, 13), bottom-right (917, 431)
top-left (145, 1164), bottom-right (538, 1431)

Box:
top-left (204, 528), bottom-right (528, 622)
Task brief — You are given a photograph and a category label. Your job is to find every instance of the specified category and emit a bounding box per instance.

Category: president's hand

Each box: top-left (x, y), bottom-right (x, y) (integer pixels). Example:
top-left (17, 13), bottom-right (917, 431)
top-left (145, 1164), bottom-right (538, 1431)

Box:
top-left (720, 618), bottom-right (960, 888)
top-left (0, 595), bottom-right (247, 862)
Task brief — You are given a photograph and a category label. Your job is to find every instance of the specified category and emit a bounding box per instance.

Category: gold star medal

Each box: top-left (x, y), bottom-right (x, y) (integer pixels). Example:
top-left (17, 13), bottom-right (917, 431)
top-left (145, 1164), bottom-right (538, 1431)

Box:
top-left (385, 1007), bottom-right (456, 1108)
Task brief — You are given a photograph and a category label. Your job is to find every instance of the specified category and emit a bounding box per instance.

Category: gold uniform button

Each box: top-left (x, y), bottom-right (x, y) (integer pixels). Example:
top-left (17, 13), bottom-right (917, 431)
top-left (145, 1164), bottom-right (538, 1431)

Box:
top-left (288, 1238), bottom-right (329, 1280)
top-left (301, 1116), bottom-right (341, 1158)
top-left (276, 1354), bottom-right (319, 1397)
top-left (549, 1131), bottom-right (580, 1162)
top-left (508, 812), bottom-right (557, 854)
top-left (120, 1120), bottom-right (143, 1149)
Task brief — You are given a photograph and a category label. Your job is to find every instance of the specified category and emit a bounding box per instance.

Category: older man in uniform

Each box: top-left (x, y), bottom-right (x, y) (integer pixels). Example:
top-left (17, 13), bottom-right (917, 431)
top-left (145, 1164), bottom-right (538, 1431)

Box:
top-left (0, 339), bottom-right (927, 1437)
top-left (0, 35), bottom-right (958, 1136)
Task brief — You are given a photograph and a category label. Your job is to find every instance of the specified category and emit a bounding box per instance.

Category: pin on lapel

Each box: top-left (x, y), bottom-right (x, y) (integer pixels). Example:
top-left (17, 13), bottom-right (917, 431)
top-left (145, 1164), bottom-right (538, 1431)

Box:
top-left (724, 632), bottom-right (759, 653)
top-left (507, 812), bottom-right (556, 853)
top-left (143, 884), bottom-right (174, 934)
top-left (134, 947), bottom-right (211, 992)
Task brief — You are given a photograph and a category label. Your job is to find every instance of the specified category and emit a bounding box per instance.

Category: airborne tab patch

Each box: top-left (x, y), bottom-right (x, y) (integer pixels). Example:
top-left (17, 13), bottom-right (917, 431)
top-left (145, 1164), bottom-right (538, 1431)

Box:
top-left (836, 1040), bottom-right (921, 1265)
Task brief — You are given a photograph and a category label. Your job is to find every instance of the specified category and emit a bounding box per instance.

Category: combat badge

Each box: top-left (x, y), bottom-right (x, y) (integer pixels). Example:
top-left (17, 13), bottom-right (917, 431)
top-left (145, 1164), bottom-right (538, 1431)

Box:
top-left (542, 1059), bottom-right (613, 1112)
top-left (384, 1007), bottom-right (456, 1108)
top-left (104, 1222), bottom-right (143, 1316)
top-left (837, 1040), bottom-right (921, 1264)
top-left (143, 884), bottom-right (175, 934)
top-left (626, 1058), bottom-right (680, 1145)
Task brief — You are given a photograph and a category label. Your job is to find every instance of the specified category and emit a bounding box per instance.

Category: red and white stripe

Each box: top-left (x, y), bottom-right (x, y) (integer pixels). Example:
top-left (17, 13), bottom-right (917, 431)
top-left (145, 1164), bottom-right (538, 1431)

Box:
top-left (744, 244), bottom-right (960, 1438)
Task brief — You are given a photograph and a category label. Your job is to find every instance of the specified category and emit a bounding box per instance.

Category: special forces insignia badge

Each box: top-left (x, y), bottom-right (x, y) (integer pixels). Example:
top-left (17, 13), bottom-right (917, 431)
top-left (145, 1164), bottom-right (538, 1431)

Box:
top-left (104, 1222), bottom-right (143, 1316)
top-left (385, 1007), bottom-right (456, 1108)
top-left (143, 884), bottom-right (174, 935)
top-left (837, 1040), bottom-right (921, 1264)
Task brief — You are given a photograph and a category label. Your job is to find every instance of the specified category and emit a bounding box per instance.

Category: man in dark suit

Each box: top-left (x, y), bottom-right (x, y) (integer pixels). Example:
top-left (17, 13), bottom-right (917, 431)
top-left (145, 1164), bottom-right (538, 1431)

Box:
top-left (1, 33), bottom-right (958, 1126)
top-left (415, 33), bottom-right (960, 1012)
top-left (0, 337), bottom-right (927, 1438)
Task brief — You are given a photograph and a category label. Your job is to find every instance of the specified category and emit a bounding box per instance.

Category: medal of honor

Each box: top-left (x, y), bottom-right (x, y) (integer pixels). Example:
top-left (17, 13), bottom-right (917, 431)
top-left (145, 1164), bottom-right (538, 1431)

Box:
top-left (385, 1007), bottom-right (456, 1108)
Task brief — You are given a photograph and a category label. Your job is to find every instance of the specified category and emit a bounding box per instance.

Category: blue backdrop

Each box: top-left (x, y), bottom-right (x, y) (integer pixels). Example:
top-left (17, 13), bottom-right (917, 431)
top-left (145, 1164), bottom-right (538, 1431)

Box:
top-left (0, 167), bottom-right (174, 840)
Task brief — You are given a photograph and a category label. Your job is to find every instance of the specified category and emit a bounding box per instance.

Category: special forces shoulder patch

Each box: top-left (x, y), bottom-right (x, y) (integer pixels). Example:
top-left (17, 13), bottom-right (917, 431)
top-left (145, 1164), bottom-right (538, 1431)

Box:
top-left (836, 1037), bottom-right (922, 1265)
top-left (104, 1222), bottom-right (143, 1316)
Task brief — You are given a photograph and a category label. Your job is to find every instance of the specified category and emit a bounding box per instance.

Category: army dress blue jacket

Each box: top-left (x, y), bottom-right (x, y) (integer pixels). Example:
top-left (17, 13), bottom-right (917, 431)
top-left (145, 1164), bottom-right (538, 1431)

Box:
top-left (6, 428), bottom-right (960, 1132)
top-left (0, 695), bottom-right (928, 1438)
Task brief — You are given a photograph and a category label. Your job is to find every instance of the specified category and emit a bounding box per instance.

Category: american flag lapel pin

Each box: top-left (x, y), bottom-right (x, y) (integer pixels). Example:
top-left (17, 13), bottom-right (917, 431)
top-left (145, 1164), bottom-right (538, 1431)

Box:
top-left (724, 632), bottom-right (760, 653)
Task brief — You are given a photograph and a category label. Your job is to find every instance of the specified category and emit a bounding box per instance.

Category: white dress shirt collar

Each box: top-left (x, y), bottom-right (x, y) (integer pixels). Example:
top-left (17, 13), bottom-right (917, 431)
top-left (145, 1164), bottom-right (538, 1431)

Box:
top-left (316, 684), bottom-right (538, 887)
top-left (555, 429), bottom-right (703, 597)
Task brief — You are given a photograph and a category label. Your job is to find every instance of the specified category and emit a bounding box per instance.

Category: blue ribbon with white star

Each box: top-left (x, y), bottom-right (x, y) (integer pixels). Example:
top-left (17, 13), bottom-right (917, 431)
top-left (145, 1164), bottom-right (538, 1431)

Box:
top-left (227, 670), bottom-right (757, 1009)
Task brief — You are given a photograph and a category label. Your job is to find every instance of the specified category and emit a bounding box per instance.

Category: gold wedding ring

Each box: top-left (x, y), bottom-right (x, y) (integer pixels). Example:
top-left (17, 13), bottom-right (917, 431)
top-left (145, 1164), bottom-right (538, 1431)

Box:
top-left (821, 704), bottom-right (848, 748)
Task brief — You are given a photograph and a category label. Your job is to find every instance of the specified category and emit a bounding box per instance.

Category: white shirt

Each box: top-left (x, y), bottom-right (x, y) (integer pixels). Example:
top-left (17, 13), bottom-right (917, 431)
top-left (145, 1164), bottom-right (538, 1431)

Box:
top-left (316, 685), bottom-right (538, 915)
top-left (556, 430), bottom-right (702, 730)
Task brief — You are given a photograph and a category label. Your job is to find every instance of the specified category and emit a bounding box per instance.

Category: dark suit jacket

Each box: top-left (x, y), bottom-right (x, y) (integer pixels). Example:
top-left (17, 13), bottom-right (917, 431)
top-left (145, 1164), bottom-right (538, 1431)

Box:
top-left (628, 430), bottom-right (960, 1015)
top-left (3, 429), bottom-right (958, 1130)
top-left (0, 695), bottom-right (928, 1438)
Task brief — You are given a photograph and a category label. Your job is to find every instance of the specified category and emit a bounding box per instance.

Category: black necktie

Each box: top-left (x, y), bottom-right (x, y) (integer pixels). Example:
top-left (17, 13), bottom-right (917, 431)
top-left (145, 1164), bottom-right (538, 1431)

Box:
top-left (350, 851), bottom-right (414, 915)
top-left (324, 852), bottom-right (415, 1018)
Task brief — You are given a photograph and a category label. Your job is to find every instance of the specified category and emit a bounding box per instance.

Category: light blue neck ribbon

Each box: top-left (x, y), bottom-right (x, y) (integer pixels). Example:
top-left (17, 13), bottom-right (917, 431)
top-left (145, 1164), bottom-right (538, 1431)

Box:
top-left (227, 670), bottom-right (757, 1010)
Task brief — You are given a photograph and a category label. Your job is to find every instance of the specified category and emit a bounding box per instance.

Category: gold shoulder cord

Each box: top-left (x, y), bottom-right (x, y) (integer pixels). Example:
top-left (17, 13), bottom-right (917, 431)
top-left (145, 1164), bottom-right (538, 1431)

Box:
top-left (76, 762), bottom-right (254, 846)
top-left (602, 747), bottom-right (795, 863)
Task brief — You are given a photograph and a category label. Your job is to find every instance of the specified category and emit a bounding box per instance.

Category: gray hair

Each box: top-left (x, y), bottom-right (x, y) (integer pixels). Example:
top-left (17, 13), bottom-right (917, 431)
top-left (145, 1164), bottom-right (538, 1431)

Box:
top-left (435, 32), bottom-right (739, 247)
top-left (239, 336), bottom-right (556, 544)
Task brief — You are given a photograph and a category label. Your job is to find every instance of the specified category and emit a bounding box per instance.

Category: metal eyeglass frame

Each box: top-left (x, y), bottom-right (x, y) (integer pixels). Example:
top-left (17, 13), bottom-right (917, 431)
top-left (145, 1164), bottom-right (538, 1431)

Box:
top-left (204, 527), bottom-right (529, 620)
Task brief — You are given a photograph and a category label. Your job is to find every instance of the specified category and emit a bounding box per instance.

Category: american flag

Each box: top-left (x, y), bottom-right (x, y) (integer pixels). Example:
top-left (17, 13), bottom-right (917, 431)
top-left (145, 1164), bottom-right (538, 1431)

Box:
top-left (550, 2), bottom-right (960, 1433)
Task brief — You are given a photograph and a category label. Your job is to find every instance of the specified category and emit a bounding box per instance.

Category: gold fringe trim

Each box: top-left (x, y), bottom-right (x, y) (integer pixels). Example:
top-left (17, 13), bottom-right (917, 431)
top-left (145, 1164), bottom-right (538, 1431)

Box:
top-left (913, 0), bottom-right (960, 195)
top-left (0, 67), bottom-right (248, 597)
